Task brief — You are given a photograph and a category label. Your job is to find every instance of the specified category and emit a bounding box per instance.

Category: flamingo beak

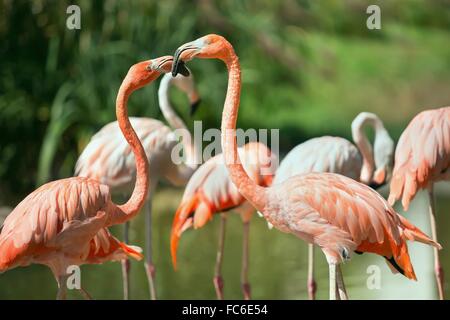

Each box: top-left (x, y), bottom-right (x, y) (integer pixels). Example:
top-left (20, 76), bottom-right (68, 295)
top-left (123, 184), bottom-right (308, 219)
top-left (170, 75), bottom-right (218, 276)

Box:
top-left (190, 99), bottom-right (201, 116)
top-left (172, 43), bottom-right (199, 76)
top-left (370, 168), bottom-right (387, 189)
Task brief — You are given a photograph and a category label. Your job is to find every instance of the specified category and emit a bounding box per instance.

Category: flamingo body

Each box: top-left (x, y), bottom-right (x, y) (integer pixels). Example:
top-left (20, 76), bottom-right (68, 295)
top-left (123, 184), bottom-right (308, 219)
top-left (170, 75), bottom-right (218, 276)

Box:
top-left (0, 177), bottom-right (141, 277)
top-left (171, 142), bottom-right (276, 264)
top-left (267, 172), bottom-right (438, 279)
top-left (76, 118), bottom-right (178, 192)
top-left (389, 106), bottom-right (450, 210)
top-left (274, 136), bottom-right (361, 185)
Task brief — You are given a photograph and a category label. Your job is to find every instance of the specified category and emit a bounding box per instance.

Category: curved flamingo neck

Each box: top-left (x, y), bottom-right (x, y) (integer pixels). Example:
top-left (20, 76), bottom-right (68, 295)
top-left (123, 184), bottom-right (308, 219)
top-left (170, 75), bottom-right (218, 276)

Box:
top-left (113, 79), bottom-right (150, 224)
top-left (220, 42), bottom-right (267, 212)
top-left (351, 113), bottom-right (383, 184)
top-left (158, 74), bottom-right (198, 169)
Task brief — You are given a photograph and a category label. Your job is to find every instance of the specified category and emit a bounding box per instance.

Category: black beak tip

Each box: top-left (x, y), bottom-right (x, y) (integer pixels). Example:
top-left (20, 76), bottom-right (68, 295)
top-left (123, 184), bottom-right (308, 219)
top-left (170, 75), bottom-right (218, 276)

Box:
top-left (172, 59), bottom-right (190, 77)
top-left (190, 99), bottom-right (201, 116)
top-left (369, 181), bottom-right (385, 190)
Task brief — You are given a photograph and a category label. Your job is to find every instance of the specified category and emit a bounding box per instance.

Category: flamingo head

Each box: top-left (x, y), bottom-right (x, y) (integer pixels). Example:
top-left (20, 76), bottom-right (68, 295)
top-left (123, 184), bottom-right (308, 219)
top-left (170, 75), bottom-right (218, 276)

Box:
top-left (172, 34), bottom-right (231, 76)
top-left (372, 129), bottom-right (395, 186)
top-left (124, 56), bottom-right (189, 91)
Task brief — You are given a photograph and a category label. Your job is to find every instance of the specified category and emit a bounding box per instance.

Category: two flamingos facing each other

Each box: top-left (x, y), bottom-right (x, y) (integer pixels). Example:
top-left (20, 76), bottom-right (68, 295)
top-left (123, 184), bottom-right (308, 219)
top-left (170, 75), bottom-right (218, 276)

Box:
top-left (171, 142), bottom-right (277, 300)
top-left (171, 34), bottom-right (441, 300)
top-left (75, 71), bottom-right (201, 300)
top-left (0, 56), bottom-right (189, 299)
top-left (273, 111), bottom-right (394, 299)
top-left (388, 106), bottom-right (450, 300)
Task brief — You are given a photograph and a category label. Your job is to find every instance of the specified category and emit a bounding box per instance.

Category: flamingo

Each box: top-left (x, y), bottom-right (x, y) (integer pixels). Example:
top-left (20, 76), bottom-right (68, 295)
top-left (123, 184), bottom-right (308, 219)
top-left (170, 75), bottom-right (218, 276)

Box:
top-left (171, 34), bottom-right (442, 300)
top-left (170, 142), bottom-right (277, 300)
top-left (388, 106), bottom-right (450, 300)
top-left (75, 72), bottom-right (201, 300)
top-left (273, 112), bottom-right (394, 299)
top-left (0, 56), bottom-right (184, 299)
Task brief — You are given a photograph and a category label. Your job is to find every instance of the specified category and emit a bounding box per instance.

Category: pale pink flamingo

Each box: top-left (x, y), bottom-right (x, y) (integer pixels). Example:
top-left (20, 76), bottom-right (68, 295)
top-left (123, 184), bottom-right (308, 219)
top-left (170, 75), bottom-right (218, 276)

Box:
top-left (0, 56), bottom-right (180, 299)
top-left (75, 72), bottom-right (200, 299)
top-left (273, 112), bottom-right (394, 299)
top-left (171, 142), bottom-right (277, 300)
top-left (172, 34), bottom-right (442, 300)
top-left (388, 106), bottom-right (450, 300)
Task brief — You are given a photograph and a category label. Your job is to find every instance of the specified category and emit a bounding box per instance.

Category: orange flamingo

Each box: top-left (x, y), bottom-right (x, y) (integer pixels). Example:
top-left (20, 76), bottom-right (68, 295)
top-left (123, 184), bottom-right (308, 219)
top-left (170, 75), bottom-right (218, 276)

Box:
top-left (172, 34), bottom-right (442, 300)
top-left (388, 106), bottom-right (450, 300)
top-left (171, 142), bottom-right (277, 300)
top-left (273, 112), bottom-right (394, 299)
top-left (75, 72), bottom-right (200, 300)
top-left (0, 56), bottom-right (182, 299)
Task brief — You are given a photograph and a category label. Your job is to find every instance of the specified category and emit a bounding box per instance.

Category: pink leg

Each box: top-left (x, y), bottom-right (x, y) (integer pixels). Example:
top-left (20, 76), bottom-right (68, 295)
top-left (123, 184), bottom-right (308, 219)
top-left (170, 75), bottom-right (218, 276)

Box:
top-left (56, 275), bottom-right (68, 300)
top-left (121, 221), bottom-right (131, 300)
top-left (307, 244), bottom-right (317, 300)
top-left (144, 199), bottom-right (157, 300)
top-left (428, 186), bottom-right (445, 300)
top-left (241, 221), bottom-right (251, 300)
top-left (214, 214), bottom-right (227, 300)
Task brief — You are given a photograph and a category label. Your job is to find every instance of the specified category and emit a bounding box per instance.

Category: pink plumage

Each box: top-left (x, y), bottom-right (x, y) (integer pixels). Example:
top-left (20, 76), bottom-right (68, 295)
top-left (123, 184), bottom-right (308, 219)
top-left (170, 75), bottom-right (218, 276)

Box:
top-left (389, 106), bottom-right (450, 210)
top-left (0, 177), bottom-right (140, 277)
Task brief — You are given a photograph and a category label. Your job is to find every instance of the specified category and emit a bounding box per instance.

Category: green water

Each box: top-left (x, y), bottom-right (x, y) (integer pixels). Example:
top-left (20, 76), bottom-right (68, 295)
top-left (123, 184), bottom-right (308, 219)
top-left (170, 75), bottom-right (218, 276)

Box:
top-left (0, 185), bottom-right (449, 300)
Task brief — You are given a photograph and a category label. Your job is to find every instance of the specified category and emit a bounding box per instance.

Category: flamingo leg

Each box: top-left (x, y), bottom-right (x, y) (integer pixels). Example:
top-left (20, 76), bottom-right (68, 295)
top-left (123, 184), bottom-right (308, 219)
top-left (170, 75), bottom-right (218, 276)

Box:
top-left (328, 262), bottom-right (337, 300)
top-left (428, 185), bottom-right (445, 300)
top-left (336, 264), bottom-right (348, 300)
top-left (241, 221), bottom-right (251, 300)
top-left (56, 275), bottom-right (68, 300)
top-left (121, 221), bottom-right (131, 300)
top-left (307, 244), bottom-right (317, 300)
top-left (79, 287), bottom-right (93, 300)
top-left (214, 214), bottom-right (227, 300)
top-left (144, 199), bottom-right (157, 300)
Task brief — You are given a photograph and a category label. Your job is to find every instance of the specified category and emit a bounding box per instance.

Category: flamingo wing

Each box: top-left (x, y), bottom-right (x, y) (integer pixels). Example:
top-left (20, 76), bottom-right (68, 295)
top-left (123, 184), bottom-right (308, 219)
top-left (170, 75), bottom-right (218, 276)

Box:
top-left (0, 177), bottom-right (112, 273)
top-left (388, 107), bottom-right (450, 210)
top-left (269, 172), bottom-right (439, 279)
top-left (86, 228), bottom-right (143, 264)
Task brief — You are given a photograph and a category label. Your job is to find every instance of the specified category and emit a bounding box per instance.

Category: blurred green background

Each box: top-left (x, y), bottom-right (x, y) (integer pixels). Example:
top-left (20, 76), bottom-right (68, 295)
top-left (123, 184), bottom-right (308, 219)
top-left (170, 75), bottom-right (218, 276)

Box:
top-left (0, 0), bottom-right (449, 299)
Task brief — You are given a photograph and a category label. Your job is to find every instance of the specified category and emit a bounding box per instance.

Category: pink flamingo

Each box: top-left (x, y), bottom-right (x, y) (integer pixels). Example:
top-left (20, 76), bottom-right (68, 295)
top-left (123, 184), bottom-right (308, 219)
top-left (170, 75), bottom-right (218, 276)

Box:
top-left (171, 142), bottom-right (277, 300)
top-left (0, 56), bottom-right (181, 299)
top-left (388, 106), bottom-right (450, 300)
top-left (172, 34), bottom-right (442, 300)
top-left (273, 112), bottom-right (394, 299)
top-left (75, 72), bottom-right (201, 299)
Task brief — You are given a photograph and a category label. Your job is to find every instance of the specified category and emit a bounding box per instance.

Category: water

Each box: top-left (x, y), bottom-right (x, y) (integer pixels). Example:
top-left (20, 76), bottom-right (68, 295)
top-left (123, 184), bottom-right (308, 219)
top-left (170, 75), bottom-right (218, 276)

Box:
top-left (0, 183), bottom-right (449, 300)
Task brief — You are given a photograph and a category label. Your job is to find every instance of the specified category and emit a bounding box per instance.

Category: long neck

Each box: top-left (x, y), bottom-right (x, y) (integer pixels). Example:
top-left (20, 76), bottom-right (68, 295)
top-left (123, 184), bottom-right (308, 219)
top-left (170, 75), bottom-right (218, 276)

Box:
top-left (351, 113), bottom-right (380, 184)
top-left (220, 45), bottom-right (267, 212)
top-left (158, 74), bottom-right (198, 169)
top-left (112, 81), bottom-right (150, 224)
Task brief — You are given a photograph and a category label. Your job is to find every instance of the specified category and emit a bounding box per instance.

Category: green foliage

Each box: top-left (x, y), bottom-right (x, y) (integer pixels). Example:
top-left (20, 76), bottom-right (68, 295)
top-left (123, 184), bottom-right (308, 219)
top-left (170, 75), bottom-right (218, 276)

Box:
top-left (1, 0), bottom-right (450, 203)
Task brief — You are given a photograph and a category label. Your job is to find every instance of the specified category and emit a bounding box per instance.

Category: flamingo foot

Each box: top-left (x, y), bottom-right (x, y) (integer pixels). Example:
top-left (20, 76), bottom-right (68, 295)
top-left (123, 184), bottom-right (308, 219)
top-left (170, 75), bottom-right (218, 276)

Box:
top-left (435, 265), bottom-right (445, 300)
top-left (242, 282), bottom-right (251, 300)
top-left (144, 262), bottom-right (157, 300)
top-left (307, 279), bottom-right (317, 300)
top-left (213, 276), bottom-right (224, 300)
